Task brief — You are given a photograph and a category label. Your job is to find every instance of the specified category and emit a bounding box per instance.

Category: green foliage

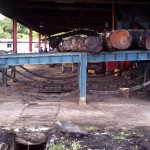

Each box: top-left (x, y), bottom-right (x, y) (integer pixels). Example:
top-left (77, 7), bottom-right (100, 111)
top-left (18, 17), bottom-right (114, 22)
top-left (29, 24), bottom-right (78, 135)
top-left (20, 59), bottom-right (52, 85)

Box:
top-left (49, 143), bottom-right (65, 150)
top-left (115, 131), bottom-right (129, 140)
top-left (32, 31), bottom-right (38, 39)
top-left (71, 141), bottom-right (81, 150)
top-left (84, 126), bottom-right (97, 131)
top-left (0, 17), bottom-right (12, 38)
top-left (0, 16), bottom-right (38, 39)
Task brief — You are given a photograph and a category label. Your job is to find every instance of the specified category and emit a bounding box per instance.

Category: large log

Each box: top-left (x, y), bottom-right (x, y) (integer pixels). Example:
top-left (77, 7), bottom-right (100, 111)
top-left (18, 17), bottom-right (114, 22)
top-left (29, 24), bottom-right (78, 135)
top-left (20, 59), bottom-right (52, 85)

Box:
top-left (102, 32), bottom-right (113, 51)
top-left (59, 40), bottom-right (72, 51)
top-left (60, 35), bottom-right (103, 52)
top-left (70, 36), bottom-right (85, 51)
top-left (84, 36), bottom-right (103, 52)
top-left (128, 30), bottom-right (150, 50)
top-left (109, 29), bottom-right (132, 50)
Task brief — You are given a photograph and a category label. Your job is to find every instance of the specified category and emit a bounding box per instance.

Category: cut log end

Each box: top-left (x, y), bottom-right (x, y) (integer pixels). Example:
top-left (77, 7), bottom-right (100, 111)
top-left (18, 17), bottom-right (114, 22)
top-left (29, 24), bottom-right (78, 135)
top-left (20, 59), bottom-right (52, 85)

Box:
top-left (110, 29), bottom-right (132, 50)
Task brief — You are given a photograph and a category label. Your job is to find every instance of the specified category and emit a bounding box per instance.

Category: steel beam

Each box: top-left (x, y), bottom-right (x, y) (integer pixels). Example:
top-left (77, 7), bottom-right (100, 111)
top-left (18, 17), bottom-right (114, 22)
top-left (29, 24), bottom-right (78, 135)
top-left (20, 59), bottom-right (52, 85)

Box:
top-left (87, 51), bottom-right (150, 62)
top-left (0, 51), bottom-right (150, 66)
top-left (0, 53), bottom-right (81, 65)
top-left (44, 36), bottom-right (47, 50)
top-left (38, 33), bottom-right (41, 51)
top-left (2, 69), bottom-right (7, 86)
top-left (79, 53), bottom-right (87, 105)
top-left (13, 17), bottom-right (17, 53)
top-left (29, 27), bottom-right (33, 52)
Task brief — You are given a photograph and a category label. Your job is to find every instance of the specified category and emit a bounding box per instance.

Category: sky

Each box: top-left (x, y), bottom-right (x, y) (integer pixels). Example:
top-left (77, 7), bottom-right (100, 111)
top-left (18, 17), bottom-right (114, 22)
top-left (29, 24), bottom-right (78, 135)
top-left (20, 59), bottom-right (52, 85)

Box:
top-left (0, 14), bottom-right (5, 20)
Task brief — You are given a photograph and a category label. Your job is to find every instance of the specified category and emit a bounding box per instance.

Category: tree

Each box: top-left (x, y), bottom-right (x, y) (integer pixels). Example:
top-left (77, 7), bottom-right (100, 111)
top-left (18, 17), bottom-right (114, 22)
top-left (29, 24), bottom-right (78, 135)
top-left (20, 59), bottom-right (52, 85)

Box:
top-left (0, 17), bottom-right (12, 38)
top-left (0, 16), bottom-right (38, 39)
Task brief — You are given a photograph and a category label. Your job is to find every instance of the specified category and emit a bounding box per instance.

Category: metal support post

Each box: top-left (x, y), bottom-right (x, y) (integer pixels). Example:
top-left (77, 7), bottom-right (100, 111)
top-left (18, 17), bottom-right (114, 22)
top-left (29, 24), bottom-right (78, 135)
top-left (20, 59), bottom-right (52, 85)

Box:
top-left (138, 61), bottom-right (146, 84)
top-left (2, 69), bottom-right (7, 86)
top-left (38, 33), bottom-right (41, 50)
top-left (10, 67), bottom-right (16, 82)
top-left (78, 62), bottom-right (80, 85)
top-left (13, 17), bottom-right (17, 53)
top-left (29, 27), bottom-right (33, 53)
top-left (79, 53), bottom-right (87, 105)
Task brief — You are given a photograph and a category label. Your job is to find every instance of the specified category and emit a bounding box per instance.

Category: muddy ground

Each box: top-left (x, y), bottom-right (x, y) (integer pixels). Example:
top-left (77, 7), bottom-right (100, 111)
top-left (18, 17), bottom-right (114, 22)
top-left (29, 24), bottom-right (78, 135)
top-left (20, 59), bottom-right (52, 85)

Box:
top-left (0, 64), bottom-right (150, 150)
top-left (46, 126), bottom-right (150, 150)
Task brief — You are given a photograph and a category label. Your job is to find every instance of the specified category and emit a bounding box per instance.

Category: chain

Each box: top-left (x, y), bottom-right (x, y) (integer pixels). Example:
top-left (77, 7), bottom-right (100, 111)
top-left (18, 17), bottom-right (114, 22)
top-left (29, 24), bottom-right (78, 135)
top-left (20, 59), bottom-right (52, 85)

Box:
top-left (88, 79), bottom-right (150, 94)
top-left (19, 65), bottom-right (77, 80)
top-left (1, 67), bottom-right (149, 97)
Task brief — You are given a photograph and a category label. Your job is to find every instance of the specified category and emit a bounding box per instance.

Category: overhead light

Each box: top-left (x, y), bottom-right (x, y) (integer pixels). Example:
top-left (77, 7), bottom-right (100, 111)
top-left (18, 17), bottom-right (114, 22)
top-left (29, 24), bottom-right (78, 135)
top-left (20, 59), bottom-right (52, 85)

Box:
top-left (39, 25), bottom-right (43, 28)
top-left (39, 21), bottom-right (43, 28)
top-left (54, 0), bottom-right (74, 3)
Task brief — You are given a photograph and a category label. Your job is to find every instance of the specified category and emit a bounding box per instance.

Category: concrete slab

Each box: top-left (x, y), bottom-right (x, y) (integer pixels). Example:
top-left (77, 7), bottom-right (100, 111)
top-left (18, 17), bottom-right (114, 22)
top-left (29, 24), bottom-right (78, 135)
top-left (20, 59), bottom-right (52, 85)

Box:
top-left (13, 102), bottom-right (60, 129)
top-left (0, 102), bottom-right (28, 128)
top-left (57, 99), bottom-right (150, 128)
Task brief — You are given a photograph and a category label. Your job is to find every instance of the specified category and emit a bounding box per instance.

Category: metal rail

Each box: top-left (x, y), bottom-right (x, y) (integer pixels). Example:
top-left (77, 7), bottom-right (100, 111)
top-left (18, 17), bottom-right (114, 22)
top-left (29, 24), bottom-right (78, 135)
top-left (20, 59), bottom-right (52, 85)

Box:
top-left (0, 50), bottom-right (150, 104)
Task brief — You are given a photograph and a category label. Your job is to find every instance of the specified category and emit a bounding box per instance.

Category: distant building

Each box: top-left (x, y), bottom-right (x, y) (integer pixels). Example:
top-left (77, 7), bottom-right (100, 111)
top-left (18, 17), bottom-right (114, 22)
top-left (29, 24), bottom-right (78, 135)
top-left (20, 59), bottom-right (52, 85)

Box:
top-left (0, 39), bottom-right (49, 53)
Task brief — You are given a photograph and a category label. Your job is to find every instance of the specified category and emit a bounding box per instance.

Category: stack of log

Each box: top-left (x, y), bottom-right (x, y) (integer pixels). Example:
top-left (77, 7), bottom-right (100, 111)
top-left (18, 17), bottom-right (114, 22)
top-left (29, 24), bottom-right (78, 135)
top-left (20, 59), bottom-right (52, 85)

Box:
top-left (59, 29), bottom-right (150, 52)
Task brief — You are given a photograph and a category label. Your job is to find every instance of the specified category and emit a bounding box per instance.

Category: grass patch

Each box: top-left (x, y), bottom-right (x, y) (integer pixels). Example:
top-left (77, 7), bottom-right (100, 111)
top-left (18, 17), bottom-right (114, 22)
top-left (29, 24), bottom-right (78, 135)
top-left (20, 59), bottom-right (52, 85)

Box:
top-left (84, 126), bottom-right (97, 131)
top-left (49, 142), bottom-right (65, 150)
top-left (71, 141), bottom-right (82, 150)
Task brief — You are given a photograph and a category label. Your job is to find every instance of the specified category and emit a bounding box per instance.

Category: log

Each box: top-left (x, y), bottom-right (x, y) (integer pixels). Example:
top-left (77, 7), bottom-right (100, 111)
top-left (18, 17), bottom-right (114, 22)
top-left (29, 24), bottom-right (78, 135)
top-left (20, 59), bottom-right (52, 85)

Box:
top-left (128, 30), bottom-right (150, 50)
top-left (129, 21), bottom-right (150, 50)
top-left (60, 35), bottom-right (103, 52)
top-left (70, 36), bottom-right (85, 51)
top-left (84, 36), bottom-right (103, 52)
top-left (110, 29), bottom-right (132, 50)
top-left (103, 32), bottom-right (114, 51)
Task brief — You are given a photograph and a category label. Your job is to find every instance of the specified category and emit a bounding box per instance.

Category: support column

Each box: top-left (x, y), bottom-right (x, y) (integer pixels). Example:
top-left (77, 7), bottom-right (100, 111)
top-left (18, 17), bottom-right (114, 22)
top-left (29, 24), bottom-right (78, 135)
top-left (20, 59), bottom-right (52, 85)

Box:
top-left (2, 69), bottom-right (7, 86)
top-left (10, 67), bottom-right (16, 82)
top-left (29, 27), bottom-right (32, 53)
top-left (44, 36), bottom-right (47, 50)
top-left (138, 61), bottom-right (145, 84)
top-left (38, 33), bottom-right (41, 50)
top-left (13, 17), bottom-right (17, 53)
top-left (79, 53), bottom-right (87, 105)
top-left (112, 0), bottom-right (115, 30)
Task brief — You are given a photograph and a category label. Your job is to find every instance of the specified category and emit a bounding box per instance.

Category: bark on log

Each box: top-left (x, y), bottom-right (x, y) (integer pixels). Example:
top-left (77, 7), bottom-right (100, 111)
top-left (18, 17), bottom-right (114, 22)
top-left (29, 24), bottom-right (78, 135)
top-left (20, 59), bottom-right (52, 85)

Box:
top-left (60, 35), bottom-right (103, 52)
top-left (128, 30), bottom-right (150, 50)
top-left (102, 32), bottom-right (114, 51)
top-left (84, 36), bottom-right (103, 52)
top-left (70, 36), bottom-right (85, 51)
top-left (110, 29), bottom-right (132, 50)
top-left (59, 29), bottom-right (150, 52)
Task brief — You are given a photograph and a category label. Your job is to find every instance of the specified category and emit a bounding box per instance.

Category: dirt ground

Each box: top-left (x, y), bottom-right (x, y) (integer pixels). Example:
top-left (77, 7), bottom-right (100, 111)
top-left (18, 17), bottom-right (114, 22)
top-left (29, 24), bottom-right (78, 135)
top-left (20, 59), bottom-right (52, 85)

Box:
top-left (1, 64), bottom-right (150, 149)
